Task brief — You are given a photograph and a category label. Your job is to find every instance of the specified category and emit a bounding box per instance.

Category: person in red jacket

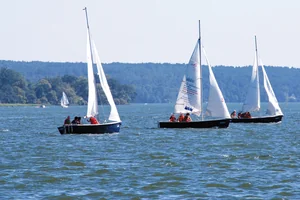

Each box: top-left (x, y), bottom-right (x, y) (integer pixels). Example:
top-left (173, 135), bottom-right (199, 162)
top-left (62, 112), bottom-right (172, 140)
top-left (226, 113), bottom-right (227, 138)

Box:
top-left (88, 116), bottom-right (99, 124)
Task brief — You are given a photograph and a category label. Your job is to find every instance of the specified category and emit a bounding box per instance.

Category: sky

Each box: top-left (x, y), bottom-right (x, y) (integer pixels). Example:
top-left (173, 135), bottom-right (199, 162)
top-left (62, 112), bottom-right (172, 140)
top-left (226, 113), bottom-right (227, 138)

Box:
top-left (1, 0), bottom-right (300, 67)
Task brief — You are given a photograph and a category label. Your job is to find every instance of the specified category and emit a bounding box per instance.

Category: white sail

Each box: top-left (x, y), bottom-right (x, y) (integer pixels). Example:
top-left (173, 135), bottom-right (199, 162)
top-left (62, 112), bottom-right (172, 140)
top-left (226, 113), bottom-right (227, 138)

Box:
top-left (174, 41), bottom-right (201, 116)
top-left (261, 63), bottom-right (283, 116)
top-left (242, 51), bottom-right (260, 112)
top-left (60, 92), bottom-right (69, 108)
top-left (86, 32), bottom-right (98, 118)
top-left (92, 41), bottom-right (121, 122)
top-left (174, 75), bottom-right (189, 114)
top-left (202, 47), bottom-right (231, 118)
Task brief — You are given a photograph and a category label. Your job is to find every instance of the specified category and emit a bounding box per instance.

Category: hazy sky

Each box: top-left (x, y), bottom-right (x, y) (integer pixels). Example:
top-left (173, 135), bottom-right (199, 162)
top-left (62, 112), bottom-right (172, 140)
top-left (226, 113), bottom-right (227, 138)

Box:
top-left (1, 0), bottom-right (299, 67)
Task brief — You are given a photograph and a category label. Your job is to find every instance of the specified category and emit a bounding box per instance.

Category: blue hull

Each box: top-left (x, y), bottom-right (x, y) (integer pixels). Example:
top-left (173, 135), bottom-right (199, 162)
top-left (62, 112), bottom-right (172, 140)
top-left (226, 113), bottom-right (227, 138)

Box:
top-left (58, 122), bottom-right (121, 134)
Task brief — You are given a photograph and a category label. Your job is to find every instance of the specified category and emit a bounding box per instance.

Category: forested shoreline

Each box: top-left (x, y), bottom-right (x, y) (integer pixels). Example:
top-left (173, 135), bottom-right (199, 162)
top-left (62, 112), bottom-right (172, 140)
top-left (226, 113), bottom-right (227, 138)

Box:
top-left (0, 60), bottom-right (299, 104)
top-left (0, 67), bottom-right (136, 105)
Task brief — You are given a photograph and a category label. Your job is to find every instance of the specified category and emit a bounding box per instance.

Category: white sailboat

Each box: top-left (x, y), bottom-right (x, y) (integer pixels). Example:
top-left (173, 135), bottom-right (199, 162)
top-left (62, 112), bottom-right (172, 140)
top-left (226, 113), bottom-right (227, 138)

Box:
top-left (60, 92), bottom-right (69, 108)
top-left (58, 7), bottom-right (121, 134)
top-left (159, 21), bottom-right (231, 129)
top-left (232, 36), bottom-right (283, 123)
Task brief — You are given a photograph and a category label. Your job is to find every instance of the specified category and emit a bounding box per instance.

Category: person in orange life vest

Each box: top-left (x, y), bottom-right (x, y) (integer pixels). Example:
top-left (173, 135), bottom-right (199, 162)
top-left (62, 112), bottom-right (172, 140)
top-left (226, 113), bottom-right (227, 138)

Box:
top-left (183, 113), bottom-right (192, 122)
top-left (88, 116), bottom-right (99, 124)
top-left (169, 113), bottom-right (176, 122)
top-left (64, 116), bottom-right (71, 125)
top-left (178, 113), bottom-right (184, 122)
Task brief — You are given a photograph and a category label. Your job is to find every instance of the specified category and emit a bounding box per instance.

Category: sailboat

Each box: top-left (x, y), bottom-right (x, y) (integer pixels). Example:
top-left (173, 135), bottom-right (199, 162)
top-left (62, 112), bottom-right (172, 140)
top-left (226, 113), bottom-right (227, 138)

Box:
top-left (159, 21), bottom-right (231, 129)
top-left (60, 92), bottom-right (69, 108)
top-left (231, 36), bottom-right (283, 123)
top-left (57, 7), bottom-right (122, 134)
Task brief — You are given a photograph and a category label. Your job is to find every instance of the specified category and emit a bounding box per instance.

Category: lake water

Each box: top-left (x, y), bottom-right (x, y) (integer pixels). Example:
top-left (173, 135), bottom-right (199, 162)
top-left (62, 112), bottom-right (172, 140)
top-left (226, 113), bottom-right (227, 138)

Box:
top-left (0, 103), bottom-right (299, 199)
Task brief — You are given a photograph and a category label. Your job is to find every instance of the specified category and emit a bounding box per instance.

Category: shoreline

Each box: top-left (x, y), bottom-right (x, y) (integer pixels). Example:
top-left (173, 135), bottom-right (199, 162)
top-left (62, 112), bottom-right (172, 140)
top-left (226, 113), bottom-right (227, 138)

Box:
top-left (0, 104), bottom-right (42, 107)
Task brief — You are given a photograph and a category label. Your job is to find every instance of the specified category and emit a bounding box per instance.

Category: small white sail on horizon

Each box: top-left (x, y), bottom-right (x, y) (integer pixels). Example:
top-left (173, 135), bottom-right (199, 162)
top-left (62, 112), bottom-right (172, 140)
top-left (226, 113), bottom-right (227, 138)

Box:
top-left (60, 92), bottom-right (69, 108)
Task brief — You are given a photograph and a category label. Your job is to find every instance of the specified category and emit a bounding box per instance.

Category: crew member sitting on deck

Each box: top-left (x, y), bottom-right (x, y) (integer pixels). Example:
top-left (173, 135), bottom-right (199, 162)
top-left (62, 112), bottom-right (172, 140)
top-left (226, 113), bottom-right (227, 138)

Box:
top-left (240, 112), bottom-right (251, 119)
top-left (169, 113), bottom-right (176, 122)
top-left (71, 116), bottom-right (78, 124)
top-left (88, 116), bottom-right (99, 124)
top-left (238, 112), bottom-right (242, 119)
top-left (64, 116), bottom-right (71, 125)
top-left (230, 110), bottom-right (236, 118)
top-left (183, 113), bottom-right (192, 122)
top-left (178, 113), bottom-right (184, 122)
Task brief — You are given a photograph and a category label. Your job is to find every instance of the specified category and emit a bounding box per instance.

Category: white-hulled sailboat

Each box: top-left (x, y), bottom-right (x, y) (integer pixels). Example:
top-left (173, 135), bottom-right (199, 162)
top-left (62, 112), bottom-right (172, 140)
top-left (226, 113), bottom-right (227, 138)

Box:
top-left (159, 21), bottom-right (231, 129)
top-left (231, 36), bottom-right (283, 123)
top-left (58, 7), bottom-right (121, 134)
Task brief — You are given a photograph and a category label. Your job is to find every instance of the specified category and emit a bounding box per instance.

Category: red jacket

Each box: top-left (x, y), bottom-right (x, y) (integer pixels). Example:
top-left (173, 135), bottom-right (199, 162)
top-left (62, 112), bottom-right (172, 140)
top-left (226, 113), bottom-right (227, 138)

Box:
top-left (90, 117), bottom-right (99, 124)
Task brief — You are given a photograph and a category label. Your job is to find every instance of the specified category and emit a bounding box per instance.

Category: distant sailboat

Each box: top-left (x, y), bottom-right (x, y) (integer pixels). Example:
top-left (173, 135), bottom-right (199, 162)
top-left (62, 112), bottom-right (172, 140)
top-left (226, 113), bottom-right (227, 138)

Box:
top-left (57, 7), bottom-right (121, 134)
top-left (159, 21), bottom-right (231, 129)
top-left (60, 92), bottom-right (69, 108)
top-left (231, 36), bottom-right (283, 123)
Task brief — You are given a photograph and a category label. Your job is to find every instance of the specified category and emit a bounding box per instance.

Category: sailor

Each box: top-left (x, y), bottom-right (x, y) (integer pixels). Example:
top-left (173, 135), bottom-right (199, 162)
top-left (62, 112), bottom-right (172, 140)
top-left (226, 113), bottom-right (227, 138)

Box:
top-left (64, 116), bottom-right (71, 125)
top-left (230, 110), bottom-right (236, 118)
top-left (88, 116), bottom-right (99, 124)
top-left (183, 113), bottom-right (192, 122)
top-left (178, 113), bottom-right (184, 122)
top-left (169, 113), bottom-right (176, 122)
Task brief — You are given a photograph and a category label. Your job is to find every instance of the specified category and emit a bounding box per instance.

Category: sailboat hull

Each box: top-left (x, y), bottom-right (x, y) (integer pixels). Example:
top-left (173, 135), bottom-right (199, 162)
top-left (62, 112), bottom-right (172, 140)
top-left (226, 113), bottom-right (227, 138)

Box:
top-left (231, 115), bottom-right (283, 123)
top-left (57, 122), bottom-right (121, 134)
top-left (158, 119), bottom-right (230, 129)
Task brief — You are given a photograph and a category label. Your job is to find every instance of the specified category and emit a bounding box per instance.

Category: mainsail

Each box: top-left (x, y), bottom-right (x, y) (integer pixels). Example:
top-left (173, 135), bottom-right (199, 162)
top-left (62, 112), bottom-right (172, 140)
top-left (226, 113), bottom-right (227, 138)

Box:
top-left (242, 51), bottom-right (260, 112)
top-left (174, 40), bottom-right (201, 116)
top-left (174, 75), bottom-right (188, 114)
top-left (86, 32), bottom-right (98, 118)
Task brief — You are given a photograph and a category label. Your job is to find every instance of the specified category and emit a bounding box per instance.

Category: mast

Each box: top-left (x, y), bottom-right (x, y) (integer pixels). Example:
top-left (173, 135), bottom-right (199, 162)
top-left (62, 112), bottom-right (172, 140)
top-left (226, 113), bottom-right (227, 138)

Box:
top-left (198, 20), bottom-right (203, 120)
top-left (83, 7), bottom-right (94, 64)
top-left (254, 35), bottom-right (259, 68)
top-left (255, 35), bottom-right (260, 111)
top-left (83, 7), bottom-right (99, 119)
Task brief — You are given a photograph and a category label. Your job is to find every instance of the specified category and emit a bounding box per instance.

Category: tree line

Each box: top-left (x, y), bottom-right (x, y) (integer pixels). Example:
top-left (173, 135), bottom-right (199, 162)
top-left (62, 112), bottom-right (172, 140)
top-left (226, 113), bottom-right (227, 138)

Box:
top-left (0, 67), bottom-right (136, 105)
top-left (1, 60), bottom-right (299, 103)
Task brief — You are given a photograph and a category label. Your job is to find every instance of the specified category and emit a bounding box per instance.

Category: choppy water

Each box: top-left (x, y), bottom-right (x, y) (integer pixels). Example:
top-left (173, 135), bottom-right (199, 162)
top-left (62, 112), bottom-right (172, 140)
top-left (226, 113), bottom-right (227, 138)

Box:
top-left (0, 103), bottom-right (299, 199)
